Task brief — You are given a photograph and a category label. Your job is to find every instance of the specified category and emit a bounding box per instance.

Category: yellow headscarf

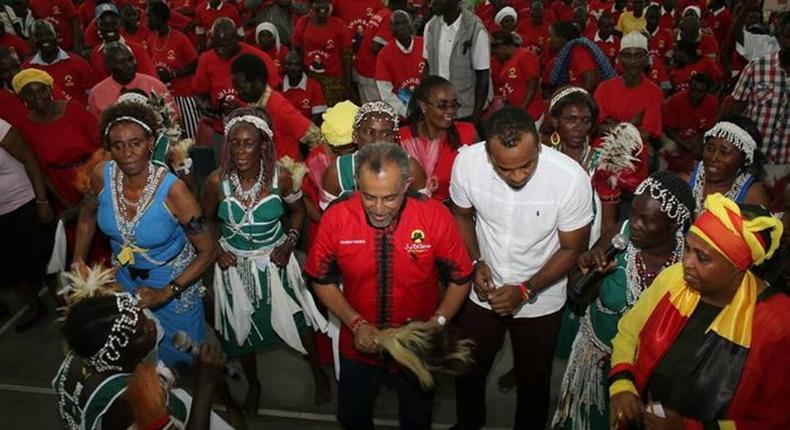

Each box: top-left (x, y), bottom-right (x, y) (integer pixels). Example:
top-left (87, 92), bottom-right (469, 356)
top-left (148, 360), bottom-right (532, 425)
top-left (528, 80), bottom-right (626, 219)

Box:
top-left (11, 68), bottom-right (54, 94)
top-left (690, 193), bottom-right (783, 270)
top-left (321, 100), bottom-right (358, 147)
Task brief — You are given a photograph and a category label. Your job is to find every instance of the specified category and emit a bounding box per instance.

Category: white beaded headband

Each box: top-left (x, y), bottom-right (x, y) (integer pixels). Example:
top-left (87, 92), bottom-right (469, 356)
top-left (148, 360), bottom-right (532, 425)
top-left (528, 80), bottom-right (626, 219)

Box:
top-left (704, 121), bottom-right (757, 165)
top-left (549, 87), bottom-right (589, 113)
top-left (354, 101), bottom-right (399, 134)
top-left (87, 292), bottom-right (141, 373)
top-left (104, 116), bottom-right (154, 137)
top-left (225, 115), bottom-right (274, 139)
top-left (635, 177), bottom-right (692, 225)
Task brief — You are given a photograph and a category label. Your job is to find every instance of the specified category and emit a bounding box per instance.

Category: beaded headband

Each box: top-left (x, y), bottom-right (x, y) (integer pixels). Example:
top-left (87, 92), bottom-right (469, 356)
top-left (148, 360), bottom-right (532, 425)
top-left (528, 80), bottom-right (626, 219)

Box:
top-left (104, 116), bottom-right (154, 137)
top-left (703, 121), bottom-right (757, 165)
top-left (549, 87), bottom-right (589, 114)
top-left (635, 177), bottom-right (693, 226)
top-left (353, 101), bottom-right (399, 136)
top-left (117, 92), bottom-right (150, 106)
top-left (225, 115), bottom-right (274, 139)
top-left (87, 292), bottom-right (141, 372)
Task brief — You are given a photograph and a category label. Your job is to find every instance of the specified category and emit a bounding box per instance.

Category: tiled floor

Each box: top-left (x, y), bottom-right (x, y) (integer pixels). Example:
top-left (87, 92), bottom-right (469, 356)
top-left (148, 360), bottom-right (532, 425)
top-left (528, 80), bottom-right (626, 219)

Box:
top-left (0, 288), bottom-right (567, 429)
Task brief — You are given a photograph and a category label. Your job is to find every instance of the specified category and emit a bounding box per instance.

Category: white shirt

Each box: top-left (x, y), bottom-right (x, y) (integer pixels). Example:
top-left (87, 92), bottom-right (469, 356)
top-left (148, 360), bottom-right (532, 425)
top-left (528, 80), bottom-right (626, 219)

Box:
top-left (422, 13), bottom-right (491, 79)
top-left (450, 143), bottom-right (593, 318)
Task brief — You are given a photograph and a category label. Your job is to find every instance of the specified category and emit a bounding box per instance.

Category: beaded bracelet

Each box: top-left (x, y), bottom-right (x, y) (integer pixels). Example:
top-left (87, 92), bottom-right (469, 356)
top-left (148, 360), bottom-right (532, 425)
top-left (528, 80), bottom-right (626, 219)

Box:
top-left (286, 228), bottom-right (300, 244)
top-left (349, 316), bottom-right (368, 335)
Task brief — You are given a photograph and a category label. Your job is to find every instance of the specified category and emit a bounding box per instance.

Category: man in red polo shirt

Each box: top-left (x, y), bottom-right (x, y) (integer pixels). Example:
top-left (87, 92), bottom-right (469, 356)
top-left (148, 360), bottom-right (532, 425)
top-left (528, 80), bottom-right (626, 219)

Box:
top-left (192, 18), bottom-right (280, 131)
top-left (306, 142), bottom-right (472, 430)
top-left (519, 1), bottom-right (549, 55)
top-left (282, 51), bottom-right (327, 125)
top-left (195, 0), bottom-right (242, 51)
top-left (662, 72), bottom-right (718, 173)
top-left (232, 53), bottom-right (320, 160)
top-left (678, 14), bottom-right (719, 61)
top-left (491, 30), bottom-right (543, 124)
top-left (28, 0), bottom-right (82, 52)
top-left (594, 32), bottom-right (663, 139)
top-left (646, 5), bottom-right (674, 61)
top-left (353, 0), bottom-right (408, 104)
top-left (375, 10), bottom-right (425, 118)
top-left (90, 3), bottom-right (156, 79)
top-left (703, 0), bottom-right (732, 46)
top-left (591, 12), bottom-right (620, 67)
top-left (25, 20), bottom-right (95, 105)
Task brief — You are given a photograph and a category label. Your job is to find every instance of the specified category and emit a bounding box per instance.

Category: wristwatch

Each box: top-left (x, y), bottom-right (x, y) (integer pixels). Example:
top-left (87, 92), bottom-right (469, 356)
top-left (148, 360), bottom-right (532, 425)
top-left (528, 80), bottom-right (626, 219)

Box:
top-left (434, 314), bottom-right (447, 327)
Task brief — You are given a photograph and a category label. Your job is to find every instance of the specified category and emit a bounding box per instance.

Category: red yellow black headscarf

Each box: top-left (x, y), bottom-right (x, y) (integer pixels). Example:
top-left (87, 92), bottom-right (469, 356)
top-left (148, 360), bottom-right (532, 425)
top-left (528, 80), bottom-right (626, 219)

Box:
top-left (609, 194), bottom-right (783, 413)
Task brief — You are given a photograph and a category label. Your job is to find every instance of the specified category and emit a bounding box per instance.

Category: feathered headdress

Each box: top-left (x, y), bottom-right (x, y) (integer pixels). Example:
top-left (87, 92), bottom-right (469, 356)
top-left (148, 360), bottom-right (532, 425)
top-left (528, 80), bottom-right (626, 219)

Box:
top-left (593, 122), bottom-right (645, 193)
top-left (59, 263), bottom-right (121, 307)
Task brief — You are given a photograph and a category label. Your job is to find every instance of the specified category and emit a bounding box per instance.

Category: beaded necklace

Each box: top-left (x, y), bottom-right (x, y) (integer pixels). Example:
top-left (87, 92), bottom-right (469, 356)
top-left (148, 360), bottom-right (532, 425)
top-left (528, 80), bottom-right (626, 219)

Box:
top-left (624, 231), bottom-right (685, 307)
top-left (692, 163), bottom-right (751, 217)
top-left (229, 160), bottom-right (266, 208)
top-left (111, 162), bottom-right (164, 265)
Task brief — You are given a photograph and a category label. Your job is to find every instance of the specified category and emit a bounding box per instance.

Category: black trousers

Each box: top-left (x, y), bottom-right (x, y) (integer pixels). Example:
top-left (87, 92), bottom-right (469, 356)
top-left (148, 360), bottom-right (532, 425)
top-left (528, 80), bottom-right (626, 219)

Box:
top-left (337, 357), bottom-right (434, 430)
top-left (454, 301), bottom-right (563, 429)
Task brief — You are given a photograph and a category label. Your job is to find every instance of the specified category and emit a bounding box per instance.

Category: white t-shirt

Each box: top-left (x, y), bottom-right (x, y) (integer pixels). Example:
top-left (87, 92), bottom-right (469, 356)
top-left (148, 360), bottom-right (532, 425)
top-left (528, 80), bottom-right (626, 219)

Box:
top-left (422, 13), bottom-right (491, 79)
top-left (0, 119), bottom-right (35, 216)
top-left (450, 142), bottom-right (594, 318)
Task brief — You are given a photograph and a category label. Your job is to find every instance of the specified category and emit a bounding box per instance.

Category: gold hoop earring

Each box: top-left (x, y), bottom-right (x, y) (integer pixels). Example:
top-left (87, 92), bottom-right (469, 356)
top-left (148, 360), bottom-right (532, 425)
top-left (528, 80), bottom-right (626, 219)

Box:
top-left (550, 131), bottom-right (561, 146)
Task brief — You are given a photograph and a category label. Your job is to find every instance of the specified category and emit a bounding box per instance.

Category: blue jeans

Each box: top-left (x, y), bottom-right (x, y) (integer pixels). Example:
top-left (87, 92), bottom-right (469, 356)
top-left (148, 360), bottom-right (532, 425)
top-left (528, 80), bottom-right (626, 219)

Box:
top-left (337, 357), bottom-right (434, 430)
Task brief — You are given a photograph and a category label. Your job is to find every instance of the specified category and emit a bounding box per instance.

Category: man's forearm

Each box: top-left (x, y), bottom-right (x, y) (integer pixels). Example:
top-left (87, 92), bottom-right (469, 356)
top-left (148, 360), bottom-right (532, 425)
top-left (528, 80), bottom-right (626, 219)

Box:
top-left (453, 211), bottom-right (482, 260)
top-left (473, 69), bottom-right (490, 119)
top-left (314, 282), bottom-right (363, 327)
top-left (529, 246), bottom-right (586, 291)
top-left (434, 282), bottom-right (471, 321)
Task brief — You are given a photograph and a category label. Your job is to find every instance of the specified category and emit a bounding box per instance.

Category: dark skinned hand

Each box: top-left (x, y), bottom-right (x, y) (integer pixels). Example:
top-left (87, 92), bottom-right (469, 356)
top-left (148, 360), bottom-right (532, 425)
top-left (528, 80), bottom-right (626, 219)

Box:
top-left (216, 248), bottom-right (237, 270)
top-left (488, 285), bottom-right (524, 316)
top-left (610, 392), bottom-right (644, 429)
top-left (643, 408), bottom-right (685, 430)
top-left (473, 261), bottom-right (494, 302)
top-left (270, 240), bottom-right (295, 267)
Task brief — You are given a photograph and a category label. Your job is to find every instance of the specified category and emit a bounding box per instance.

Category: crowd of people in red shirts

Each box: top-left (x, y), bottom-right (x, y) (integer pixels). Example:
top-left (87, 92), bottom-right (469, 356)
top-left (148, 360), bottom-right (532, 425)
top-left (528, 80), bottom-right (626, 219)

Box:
top-left (0, 0), bottom-right (788, 429)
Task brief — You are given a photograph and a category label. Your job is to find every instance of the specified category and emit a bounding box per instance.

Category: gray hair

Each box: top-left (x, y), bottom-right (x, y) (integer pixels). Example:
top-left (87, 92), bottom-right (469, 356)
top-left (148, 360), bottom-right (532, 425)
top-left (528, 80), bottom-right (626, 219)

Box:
top-left (103, 41), bottom-right (134, 63)
top-left (31, 20), bottom-right (56, 39)
top-left (211, 17), bottom-right (238, 35)
top-left (354, 142), bottom-right (411, 184)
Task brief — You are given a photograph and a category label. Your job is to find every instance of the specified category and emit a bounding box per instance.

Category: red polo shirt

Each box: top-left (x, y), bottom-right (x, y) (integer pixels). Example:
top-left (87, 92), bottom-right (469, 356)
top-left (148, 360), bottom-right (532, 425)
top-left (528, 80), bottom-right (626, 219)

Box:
top-left (669, 57), bottom-right (722, 92)
top-left (695, 33), bottom-right (719, 58)
top-left (704, 7), bottom-right (733, 46)
top-left (194, 0), bottom-right (242, 34)
top-left (192, 43), bottom-right (281, 105)
top-left (76, 0), bottom-right (96, 26)
top-left (29, 0), bottom-right (78, 50)
top-left (375, 37), bottom-right (425, 97)
top-left (89, 39), bottom-right (156, 80)
top-left (262, 45), bottom-right (290, 77)
top-left (354, 8), bottom-right (392, 79)
top-left (122, 27), bottom-right (152, 50)
top-left (23, 52), bottom-right (96, 105)
top-left (520, 21), bottom-right (550, 55)
top-left (293, 16), bottom-right (353, 77)
top-left (543, 45), bottom-right (598, 87)
top-left (494, 48), bottom-right (544, 121)
top-left (648, 27), bottom-right (674, 59)
top-left (331, 0), bottom-right (383, 39)
top-left (305, 193), bottom-right (473, 365)
top-left (592, 32), bottom-right (620, 67)
top-left (147, 29), bottom-right (198, 97)
top-left (594, 76), bottom-right (663, 138)
top-left (281, 74), bottom-right (327, 120)
top-left (663, 90), bottom-right (718, 138)
top-left (0, 33), bottom-right (30, 62)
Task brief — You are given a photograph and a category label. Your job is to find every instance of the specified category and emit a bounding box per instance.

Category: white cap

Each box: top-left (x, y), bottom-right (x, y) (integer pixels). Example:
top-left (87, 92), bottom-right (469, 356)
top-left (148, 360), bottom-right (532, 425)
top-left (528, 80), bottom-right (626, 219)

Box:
top-left (494, 7), bottom-right (517, 27)
top-left (620, 31), bottom-right (648, 52)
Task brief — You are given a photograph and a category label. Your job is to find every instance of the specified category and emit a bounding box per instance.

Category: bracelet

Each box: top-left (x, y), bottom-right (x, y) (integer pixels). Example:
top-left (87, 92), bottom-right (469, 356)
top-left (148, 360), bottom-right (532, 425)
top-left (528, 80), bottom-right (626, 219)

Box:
top-left (517, 283), bottom-right (531, 302)
top-left (349, 316), bottom-right (368, 335)
top-left (472, 258), bottom-right (484, 267)
top-left (168, 280), bottom-right (184, 298)
top-left (518, 280), bottom-right (538, 303)
top-left (286, 228), bottom-right (300, 244)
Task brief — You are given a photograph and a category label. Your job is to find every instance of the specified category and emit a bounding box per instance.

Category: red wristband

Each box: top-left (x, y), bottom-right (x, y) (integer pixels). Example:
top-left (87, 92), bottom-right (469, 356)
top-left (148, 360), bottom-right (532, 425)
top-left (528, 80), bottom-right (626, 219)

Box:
top-left (349, 316), bottom-right (368, 334)
top-left (518, 282), bottom-right (531, 302)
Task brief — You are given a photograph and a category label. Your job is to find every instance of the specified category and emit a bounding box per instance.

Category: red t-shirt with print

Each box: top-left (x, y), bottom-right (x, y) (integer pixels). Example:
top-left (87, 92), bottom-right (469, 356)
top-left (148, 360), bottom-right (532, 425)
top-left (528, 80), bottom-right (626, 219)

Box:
top-left (293, 16), bottom-right (353, 77)
top-left (354, 8), bottom-right (393, 78)
top-left (494, 48), bottom-right (544, 121)
top-left (375, 37), bottom-right (425, 95)
top-left (147, 29), bottom-right (198, 97)
top-left (23, 53), bottom-right (96, 105)
top-left (282, 75), bottom-right (327, 120)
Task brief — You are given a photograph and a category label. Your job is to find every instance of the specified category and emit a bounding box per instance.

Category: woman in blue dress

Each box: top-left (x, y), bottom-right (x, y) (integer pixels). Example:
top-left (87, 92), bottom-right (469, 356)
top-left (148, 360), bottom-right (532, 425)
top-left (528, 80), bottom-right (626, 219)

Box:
top-left (685, 116), bottom-right (769, 217)
top-left (74, 102), bottom-right (216, 370)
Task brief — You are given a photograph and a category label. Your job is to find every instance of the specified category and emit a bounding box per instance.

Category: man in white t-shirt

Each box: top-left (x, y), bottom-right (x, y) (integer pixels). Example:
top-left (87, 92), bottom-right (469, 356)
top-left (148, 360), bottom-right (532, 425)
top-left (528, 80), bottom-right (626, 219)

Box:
top-left (449, 107), bottom-right (593, 430)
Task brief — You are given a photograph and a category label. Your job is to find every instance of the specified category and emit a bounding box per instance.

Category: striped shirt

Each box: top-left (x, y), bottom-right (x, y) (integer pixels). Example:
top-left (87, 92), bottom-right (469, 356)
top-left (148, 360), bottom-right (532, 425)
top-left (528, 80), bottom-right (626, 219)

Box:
top-left (731, 52), bottom-right (789, 165)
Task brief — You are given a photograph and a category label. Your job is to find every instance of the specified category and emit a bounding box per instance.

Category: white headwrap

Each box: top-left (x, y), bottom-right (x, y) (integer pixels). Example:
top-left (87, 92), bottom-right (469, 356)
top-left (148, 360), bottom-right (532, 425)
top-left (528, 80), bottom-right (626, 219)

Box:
top-left (225, 115), bottom-right (274, 139)
top-left (620, 31), bottom-right (648, 52)
top-left (682, 5), bottom-right (701, 17)
top-left (255, 22), bottom-right (281, 52)
top-left (704, 121), bottom-right (758, 165)
top-left (494, 7), bottom-right (518, 27)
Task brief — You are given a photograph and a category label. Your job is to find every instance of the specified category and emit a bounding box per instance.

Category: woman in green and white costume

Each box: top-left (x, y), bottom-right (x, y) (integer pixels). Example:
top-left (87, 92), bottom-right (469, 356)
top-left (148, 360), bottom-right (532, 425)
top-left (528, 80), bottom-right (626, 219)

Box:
top-left (550, 171), bottom-right (695, 430)
top-left (202, 107), bottom-right (331, 410)
top-left (321, 101), bottom-right (426, 206)
top-left (53, 265), bottom-right (231, 430)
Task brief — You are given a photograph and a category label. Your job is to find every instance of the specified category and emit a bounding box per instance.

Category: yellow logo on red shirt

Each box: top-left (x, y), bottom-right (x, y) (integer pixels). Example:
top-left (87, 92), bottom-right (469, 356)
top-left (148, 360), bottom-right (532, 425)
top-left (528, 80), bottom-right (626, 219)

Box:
top-left (301, 98), bottom-right (310, 109)
top-left (418, 61), bottom-right (426, 74)
top-left (411, 229), bottom-right (425, 243)
top-left (53, 6), bottom-right (61, 15)
top-left (327, 39), bottom-right (335, 49)
top-left (63, 75), bottom-right (74, 87)
top-left (659, 40), bottom-right (665, 48)
top-left (507, 67), bottom-right (517, 79)
top-left (167, 49), bottom-right (176, 61)
top-left (406, 229), bottom-right (432, 256)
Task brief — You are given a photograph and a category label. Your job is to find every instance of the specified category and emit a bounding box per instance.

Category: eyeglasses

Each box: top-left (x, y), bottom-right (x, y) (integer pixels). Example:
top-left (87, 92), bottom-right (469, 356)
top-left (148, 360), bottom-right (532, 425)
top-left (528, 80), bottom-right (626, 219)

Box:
top-left (425, 100), bottom-right (461, 111)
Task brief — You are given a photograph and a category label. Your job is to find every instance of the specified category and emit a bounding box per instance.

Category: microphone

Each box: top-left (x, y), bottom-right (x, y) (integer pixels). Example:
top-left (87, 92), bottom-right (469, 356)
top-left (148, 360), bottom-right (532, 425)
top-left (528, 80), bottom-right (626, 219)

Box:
top-left (569, 233), bottom-right (629, 300)
top-left (172, 331), bottom-right (241, 380)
